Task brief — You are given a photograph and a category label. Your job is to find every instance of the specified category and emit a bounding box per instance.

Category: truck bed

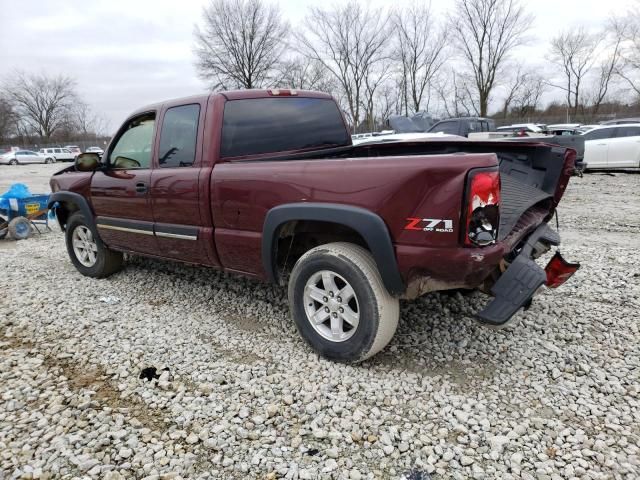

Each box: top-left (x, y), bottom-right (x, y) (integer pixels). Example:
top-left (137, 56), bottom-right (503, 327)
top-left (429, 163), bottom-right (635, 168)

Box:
top-left (259, 138), bottom-right (571, 242)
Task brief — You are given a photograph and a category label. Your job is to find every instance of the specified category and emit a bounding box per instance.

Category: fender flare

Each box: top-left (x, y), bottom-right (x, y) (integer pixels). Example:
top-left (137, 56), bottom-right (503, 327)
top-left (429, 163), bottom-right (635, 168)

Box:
top-left (48, 192), bottom-right (103, 245)
top-left (262, 202), bottom-right (405, 295)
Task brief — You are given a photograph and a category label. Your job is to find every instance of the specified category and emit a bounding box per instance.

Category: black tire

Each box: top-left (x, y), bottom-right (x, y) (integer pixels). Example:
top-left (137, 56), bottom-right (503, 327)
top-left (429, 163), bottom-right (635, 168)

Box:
top-left (288, 242), bottom-right (399, 362)
top-left (9, 159), bottom-right (18, 165)
top-left (45, 157), bottom-right (54, 164)
top-left (65, 212), bottom-right (124, 278)
top-left (8, 217), bottom-right (31, 240)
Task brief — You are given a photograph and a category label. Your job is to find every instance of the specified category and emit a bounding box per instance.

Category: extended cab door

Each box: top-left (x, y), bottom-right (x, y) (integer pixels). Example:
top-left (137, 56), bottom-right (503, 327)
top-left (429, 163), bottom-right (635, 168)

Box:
top-left (91, 112), bottom-right (159, 255)
top-left (149, 102), bottom-right (217, 265)
top-left (607, 126), bottom-right (640, 168)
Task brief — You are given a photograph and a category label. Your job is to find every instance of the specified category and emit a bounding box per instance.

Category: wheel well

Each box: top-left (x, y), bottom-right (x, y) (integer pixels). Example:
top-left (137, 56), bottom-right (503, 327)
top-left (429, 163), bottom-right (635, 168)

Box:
top-left (275, 220), bottom-right (368, 279)
top-left (54, 201), bottom-right (80, 230)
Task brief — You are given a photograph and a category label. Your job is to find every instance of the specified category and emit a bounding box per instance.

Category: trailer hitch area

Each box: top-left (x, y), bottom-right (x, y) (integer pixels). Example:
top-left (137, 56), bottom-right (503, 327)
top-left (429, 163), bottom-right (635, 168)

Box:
top-left (476, 223), bottom-right (580, 328)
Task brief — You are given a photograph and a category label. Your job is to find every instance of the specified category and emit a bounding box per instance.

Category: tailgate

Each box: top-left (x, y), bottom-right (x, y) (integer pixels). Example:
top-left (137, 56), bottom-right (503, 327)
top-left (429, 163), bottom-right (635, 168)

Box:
top-left (497, 144), bottom-right (573, 240)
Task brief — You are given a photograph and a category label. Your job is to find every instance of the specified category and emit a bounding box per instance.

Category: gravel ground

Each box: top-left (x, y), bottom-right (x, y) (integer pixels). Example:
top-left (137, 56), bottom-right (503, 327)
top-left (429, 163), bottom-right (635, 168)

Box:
top-left (1, 168), bottom-right (639, 480)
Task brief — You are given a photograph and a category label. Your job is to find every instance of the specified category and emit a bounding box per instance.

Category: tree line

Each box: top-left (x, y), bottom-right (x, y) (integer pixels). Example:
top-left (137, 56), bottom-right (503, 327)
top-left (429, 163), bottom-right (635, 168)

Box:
top-left (194, 0), bottom-right (640, 132)
top-left (0, 72), bottom-right (108, 145)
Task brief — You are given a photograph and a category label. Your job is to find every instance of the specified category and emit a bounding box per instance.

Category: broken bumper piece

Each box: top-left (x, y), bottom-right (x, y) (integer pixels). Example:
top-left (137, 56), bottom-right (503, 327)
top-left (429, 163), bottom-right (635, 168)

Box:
top-left (476, 223), bottom-right (579, 327)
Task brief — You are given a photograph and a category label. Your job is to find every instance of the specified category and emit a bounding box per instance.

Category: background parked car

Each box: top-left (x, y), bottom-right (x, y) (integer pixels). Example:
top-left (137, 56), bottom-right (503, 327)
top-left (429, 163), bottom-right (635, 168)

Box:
top-left (600, 117), bottom-right (640, 125)
top-left (65, 145), bottom-right (82, 156)
top-left (0, 150), bottom-right (55, 165)
top-left (582, 124), bottom-right (640, 169)
top-left (39, 147), bottom-right (76, 162)
top-left (428, 117), bottom-right (495, 137)
top-left (85, 146), bottom-right (104, 156)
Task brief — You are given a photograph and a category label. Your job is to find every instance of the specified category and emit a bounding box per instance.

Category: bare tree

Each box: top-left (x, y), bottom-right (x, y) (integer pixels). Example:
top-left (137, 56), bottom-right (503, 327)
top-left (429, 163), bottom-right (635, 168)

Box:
top-left (435, 70), bottom-right (478, 118)
top-left (194, 0), bottom-right (289, 90)
top-left (500, 66), bottom-right (528, 118)
top-left (276, 57), bottom-right (336, 92)
top-left (393, 2), bottom-right (447, 115)
top-left (4, 71), bottom-right (78, 140)
top-left (548, 27), bottom-right (599, 117)
top-left (511, 73), bottom-right (545, 117)
top-left (71, 102), bottom-right (110, 137)
top-left (588, 23), bottom-right (624, 115)
top-left (500, 67), bottom-right (546, 118)
top-left (0, 95), bottom-right (16, 142)
top-left (613, 6), bottom-right (640, 99)
top-left (294, 2), bottom-right (390, 132)
top-left (449, 0), bottom-right (533, 116)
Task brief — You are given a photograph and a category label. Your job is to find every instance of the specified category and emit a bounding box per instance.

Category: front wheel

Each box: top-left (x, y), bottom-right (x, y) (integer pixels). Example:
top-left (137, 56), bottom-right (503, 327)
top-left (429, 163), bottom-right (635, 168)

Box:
top-left (288, 242), bottom-right (399, 362)
top-left (9, 159), bottom-right (18, 165)
top-left (65, 212), bottom-right (124, 277)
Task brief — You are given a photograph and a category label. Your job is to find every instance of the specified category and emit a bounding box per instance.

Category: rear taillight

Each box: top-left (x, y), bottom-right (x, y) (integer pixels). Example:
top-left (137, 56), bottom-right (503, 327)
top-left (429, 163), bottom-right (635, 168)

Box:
top-left (464, 169), bottom-right (500, 247)
top-left (544, 251), bottom-right (580, 288)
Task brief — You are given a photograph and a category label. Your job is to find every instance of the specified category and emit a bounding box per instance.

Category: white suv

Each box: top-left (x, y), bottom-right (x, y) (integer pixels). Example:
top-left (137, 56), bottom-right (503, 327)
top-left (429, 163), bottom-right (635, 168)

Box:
top-left (39, 147), bottom-right (76, 162)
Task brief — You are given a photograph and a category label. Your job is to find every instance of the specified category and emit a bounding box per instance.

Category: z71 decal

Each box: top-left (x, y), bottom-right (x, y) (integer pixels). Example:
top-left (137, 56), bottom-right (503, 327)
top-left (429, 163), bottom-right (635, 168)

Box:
top-left (404, 217), bottom-right (454, 233)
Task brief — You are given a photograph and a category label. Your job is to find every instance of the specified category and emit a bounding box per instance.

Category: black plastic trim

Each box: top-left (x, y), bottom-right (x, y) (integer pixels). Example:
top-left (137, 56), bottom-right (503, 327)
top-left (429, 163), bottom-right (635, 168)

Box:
top-left (48, 192), bottom-right (102, 245)
top-left (262, 202), bottom-right (405, 295)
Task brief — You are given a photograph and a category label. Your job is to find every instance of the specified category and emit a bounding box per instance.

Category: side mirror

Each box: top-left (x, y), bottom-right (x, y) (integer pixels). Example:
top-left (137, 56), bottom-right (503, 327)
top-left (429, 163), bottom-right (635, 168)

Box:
top-left (75, 153), bottom-right (101, 171)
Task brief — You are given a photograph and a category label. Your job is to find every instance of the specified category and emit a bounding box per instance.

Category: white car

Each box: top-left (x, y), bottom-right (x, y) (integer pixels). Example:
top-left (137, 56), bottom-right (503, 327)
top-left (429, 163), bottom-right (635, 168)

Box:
top-left (39, 147), bottom-right (76, 162)
top-left (0, 150), bottom-right (55, 165)
top-left (85, 146), bottom-right (104, 155)
top-left (582, 124), bottom-right (640, 170)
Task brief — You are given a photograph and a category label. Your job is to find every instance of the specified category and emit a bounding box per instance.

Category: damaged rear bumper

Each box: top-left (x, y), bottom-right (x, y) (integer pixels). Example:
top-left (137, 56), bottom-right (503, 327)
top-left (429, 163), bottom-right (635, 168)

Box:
top-left (476, 223), bottom-right (579, 327)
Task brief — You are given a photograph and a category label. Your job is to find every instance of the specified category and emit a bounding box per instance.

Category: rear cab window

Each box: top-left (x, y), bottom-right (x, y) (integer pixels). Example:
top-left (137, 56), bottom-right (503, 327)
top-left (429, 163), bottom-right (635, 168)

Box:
top-left (220, 97), bottom-right (350, 159)
top-left (158, 104), bottom-right (200, 167)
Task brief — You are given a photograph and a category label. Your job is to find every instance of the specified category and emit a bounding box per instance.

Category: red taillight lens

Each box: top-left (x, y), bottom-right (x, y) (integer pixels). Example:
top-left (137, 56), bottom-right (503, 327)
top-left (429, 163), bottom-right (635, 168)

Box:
top-left (465, 170), bottom-right (501, 246)
top-left (544, 251), bottom-right (580, 288)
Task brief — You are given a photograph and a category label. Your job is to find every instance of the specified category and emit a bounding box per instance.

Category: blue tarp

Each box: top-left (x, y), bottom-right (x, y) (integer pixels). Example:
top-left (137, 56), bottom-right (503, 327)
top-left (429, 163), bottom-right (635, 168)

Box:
top-left (0, 183), bottom-right (32, 210)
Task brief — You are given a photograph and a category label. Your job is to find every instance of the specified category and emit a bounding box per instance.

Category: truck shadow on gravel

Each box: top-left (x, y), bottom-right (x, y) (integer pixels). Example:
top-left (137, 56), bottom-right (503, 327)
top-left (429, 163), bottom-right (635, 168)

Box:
top-left (121, 253), bottom-right (567, 385)
top-left (125, 256), bottom-right (521, 380)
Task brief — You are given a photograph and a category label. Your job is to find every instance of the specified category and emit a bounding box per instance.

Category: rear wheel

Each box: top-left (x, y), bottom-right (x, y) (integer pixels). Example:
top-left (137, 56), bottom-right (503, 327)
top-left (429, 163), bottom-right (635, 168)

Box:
top-left (65, 212), bottom-right (124, 277)
top-left (288, 242), bottom-right (399, 362)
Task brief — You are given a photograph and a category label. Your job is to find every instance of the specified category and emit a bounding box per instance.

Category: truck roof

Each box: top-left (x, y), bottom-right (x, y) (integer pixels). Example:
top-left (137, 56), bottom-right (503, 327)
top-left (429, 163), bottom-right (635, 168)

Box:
top-left (127, 89), bottom-right (334, 118)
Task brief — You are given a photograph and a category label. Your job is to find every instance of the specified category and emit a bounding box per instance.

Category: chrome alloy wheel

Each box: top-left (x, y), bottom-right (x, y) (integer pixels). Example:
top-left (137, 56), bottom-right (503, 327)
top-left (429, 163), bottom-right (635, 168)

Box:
top-left (72, 225), bottom-right (98, 267)
top-left (303, 270), bottom-right (360, 342)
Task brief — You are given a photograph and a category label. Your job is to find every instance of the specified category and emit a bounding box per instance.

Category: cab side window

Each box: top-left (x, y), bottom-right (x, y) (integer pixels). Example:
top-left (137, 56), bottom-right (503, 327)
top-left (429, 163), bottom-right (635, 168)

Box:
top-left (109, 113), bottom-right (156, 169)
top-left (158, 104), bottom-right (200, 168)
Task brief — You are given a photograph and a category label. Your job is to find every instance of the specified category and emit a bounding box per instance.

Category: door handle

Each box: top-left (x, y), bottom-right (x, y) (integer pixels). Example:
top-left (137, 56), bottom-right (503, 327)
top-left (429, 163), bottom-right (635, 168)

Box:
top-left (135, 182), bottom-right (147, 193)
top-left (597, 143), bottom-right (607, 146)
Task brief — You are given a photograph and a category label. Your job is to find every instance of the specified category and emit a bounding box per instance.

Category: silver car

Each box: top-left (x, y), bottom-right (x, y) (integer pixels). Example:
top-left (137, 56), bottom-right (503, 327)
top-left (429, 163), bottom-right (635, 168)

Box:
top-left (0, 150), bottom-right (56, 165)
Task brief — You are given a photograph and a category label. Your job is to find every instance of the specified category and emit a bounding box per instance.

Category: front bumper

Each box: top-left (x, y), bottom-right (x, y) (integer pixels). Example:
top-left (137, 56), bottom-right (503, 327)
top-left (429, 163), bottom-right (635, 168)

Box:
top-left (476, 223), bottom-right (577, 326)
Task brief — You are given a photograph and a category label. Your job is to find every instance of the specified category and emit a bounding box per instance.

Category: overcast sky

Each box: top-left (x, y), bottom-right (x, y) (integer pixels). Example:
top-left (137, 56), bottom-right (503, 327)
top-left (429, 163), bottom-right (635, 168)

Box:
top-left (0, 0), bottom-right (635, 131)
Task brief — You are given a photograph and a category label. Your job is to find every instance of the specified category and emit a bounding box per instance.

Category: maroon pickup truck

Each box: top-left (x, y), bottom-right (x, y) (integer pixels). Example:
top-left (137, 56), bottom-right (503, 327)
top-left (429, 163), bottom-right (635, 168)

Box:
top-left (49, 89), bottom-right (579, 362)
